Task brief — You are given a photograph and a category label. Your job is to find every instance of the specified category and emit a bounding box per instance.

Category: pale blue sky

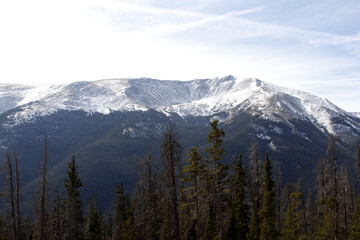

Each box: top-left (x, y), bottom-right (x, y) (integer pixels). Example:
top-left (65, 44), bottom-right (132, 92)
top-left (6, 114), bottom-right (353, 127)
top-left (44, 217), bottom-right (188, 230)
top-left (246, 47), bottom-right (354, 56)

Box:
top-left (0, 0), bottom-right (359, 111)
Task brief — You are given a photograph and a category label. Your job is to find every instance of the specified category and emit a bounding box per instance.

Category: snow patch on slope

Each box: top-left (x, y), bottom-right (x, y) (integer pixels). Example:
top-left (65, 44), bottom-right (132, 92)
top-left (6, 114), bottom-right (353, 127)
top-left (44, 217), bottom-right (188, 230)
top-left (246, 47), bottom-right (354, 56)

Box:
top-left (1, 79), bottom-right (147, 126)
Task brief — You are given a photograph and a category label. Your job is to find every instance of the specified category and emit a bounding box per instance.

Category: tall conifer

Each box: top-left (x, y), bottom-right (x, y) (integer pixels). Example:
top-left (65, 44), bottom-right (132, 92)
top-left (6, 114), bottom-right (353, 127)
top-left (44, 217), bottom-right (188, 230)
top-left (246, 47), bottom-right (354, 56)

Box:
top-left (161, 125), bottom-right (183, 240)
top-left (248, 140), bottom-right (263, 240)
top-left (85, 195), bottom-right (103, 240)
top-left (282, 192), bottom-right (306, 240)
top-left (182, 147), bottom-right (205, 239)
top-left (259, 152), bottom-right (278, 240)
top-left (64, 156), bottom-right (84, 240)
top-left (205, 120), bottom-right (229, 239)
top-left (227, 154), bottom-right (249, 240)
top-left (113, 182), bottom-right (126, 239)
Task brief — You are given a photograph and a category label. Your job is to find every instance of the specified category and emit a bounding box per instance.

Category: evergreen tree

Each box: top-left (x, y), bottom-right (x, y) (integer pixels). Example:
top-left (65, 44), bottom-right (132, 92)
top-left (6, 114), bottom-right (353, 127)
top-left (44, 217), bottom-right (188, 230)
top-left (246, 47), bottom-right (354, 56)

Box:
top-left (85, 195), bottom-right (103, 240)
top-left (305, 189), bottom-right (316, 239)
top-left (316, 196), bottom-right (339, 240)
top-left (280, 182), bottom-right (296, 232)
top-left (121, 205), bottom-right (141, 240)
top-left (314, 157), bottom-right (330, 236)
top-left (138, 149), bottom-right (160, 240)
top-left (356, 144), bottom-right (360, 178)
top-left (48, 185), bottom-right (64, 240)
top-left (113, 182), bottom-right (127, 240)
top-left (259, 152), bottom-right (278, 240)
top-left (327, 134), bottom-right (340, 239)
top-left (64, 155), bottom-right (84, 240)
top-left (349, 144), bottom-right (360, 240)
top-left (181, 147), bottom-right (206, 239)
top-left (160, 125), bottom-right (183, 240)
top-left (349, 197), bottom-right (360, 240)
top-left (282, 192), bottom-right (306, 240)
top-left (0, 215), bottom-right (9, 239)
top-left (226, 154), bottom-right (249, 240)
top-left (205, 120), bottom-right (229, 239)
top-left (248, 140), bottom-right (263, 240)
top-left (273, 160), bottom-right (282, 230)
top-left (338, 164), bottom-right (355, 238)
top-left (103, 210), bottom-right (113, 240)
top-left (204, 204), bottom-right (218, 240)
top-left (316, 135), bottom-right (341, 240)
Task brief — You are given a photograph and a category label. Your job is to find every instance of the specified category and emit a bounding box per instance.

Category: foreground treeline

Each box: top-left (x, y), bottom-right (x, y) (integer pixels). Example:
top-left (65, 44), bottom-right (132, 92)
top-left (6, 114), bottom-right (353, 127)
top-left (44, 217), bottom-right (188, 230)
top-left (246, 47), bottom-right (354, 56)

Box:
top-left (1, 120), bottom-right (360, 240)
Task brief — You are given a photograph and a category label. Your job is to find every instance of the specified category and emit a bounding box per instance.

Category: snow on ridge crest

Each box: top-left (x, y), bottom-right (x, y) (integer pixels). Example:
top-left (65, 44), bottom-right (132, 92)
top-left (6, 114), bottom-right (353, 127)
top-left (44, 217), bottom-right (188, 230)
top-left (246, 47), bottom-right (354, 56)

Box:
top-left (1, 76), bottom-right (359, 136)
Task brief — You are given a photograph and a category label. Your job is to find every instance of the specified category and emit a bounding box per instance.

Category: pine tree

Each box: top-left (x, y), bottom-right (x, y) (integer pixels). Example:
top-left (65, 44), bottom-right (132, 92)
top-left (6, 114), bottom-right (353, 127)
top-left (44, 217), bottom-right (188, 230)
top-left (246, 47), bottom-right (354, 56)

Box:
top-left (0, 215), bottom-right (8, 239)
top-left (48, 184), bottom-right (64, 240)
top-left (349, 197), bottom-right (360, 240)
top-left (160, 125), bottom-right (183, 240)
top-left (181, 147), bottom-right (206, 239)
top-left (305, 189), bottom-right (316, 239)
top-left (282, 192), bottom-right (306, 240)
top-left (356, 144), bottom-right (360, 178)
top-left (316, 196), bottom-right (339, 240)
top-left (316, 135), bottom-right (341, 240)
top-left (85, 195), bottom-right (103, 240)
top-left (226, 154), bottom-right (249, 240)
top-left (138, 149), bottom-right (160, 240)
top-left (204, 204), bottom-right (217, 240)
top-left (273, 160), bottom-right (282, 230)
top-left (103, 210), bottom-right (113, 240)
top-left (121, 204), bottom-right (141, 240)
top-left (338, 164), bottom-right (355, 238)
top-left (113, 182), bottom-right (128, 240)
top-left (259, 152), bottom-right (278, 240)
top-left (64, 155), bottom-right (84, 240)
top-left (348, 145), bottom-right (360, 240)
top-left (327, 134), bottom-right (340, 239)
top-left (205, 120), bottom-right (229, 239)
top-left (248, 140), bottom-right (263, 240)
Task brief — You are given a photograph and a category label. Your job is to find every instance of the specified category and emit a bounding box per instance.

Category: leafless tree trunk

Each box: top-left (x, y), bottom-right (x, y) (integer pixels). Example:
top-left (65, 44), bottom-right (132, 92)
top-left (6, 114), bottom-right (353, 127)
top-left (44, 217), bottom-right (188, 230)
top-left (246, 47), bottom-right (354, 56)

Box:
top-left (14, 152), bottom-right (22, 240)
top-left (40, 137), bottom-right (49, 240)
top-left (6, 152), bottom-right (17, 240)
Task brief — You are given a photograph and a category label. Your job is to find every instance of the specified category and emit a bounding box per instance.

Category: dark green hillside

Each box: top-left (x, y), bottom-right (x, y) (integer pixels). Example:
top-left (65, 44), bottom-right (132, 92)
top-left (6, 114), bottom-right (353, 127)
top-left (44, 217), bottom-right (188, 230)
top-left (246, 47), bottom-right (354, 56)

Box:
top-left (0, 109), bottom-right (358, 211)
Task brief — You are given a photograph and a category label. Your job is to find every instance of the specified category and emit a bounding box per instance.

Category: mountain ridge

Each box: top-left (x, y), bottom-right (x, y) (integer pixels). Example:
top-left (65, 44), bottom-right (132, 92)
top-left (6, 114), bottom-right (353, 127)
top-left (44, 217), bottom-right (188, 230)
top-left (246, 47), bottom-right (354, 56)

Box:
top-left (1, 76), bottom-right (359, 139)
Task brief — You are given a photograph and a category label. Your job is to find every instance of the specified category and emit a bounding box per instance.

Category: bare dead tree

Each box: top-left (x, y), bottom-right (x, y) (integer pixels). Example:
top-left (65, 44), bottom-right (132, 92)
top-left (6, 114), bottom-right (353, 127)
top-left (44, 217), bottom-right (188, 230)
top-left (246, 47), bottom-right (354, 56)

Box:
top-left (6, 152), bottom-right (17, 240)
top-left (14, 152), bottom-right (22, 240)
top-left (40, 137), bottom-right (49, 240)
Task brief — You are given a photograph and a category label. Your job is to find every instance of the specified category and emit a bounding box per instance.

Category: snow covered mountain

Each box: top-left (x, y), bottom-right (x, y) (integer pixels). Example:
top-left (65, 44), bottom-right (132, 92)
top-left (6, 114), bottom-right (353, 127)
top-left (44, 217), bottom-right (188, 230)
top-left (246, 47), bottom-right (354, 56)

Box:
top-left (1, 76), bottom-right (359, 138)
top-left (1, 75), bottom-right (359, 210)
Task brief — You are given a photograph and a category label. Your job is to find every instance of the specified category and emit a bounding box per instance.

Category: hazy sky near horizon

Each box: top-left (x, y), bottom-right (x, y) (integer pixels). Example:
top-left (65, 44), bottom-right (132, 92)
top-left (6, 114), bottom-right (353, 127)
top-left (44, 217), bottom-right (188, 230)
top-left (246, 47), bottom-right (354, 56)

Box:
top-left (0, 0), bottom-right (359, 111)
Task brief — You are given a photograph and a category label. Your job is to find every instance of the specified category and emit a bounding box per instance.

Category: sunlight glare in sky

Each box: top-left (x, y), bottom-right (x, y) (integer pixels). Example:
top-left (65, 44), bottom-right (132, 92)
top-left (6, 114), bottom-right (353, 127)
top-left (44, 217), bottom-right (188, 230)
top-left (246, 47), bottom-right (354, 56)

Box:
top-left (0, 0), bottom-right (359, 111)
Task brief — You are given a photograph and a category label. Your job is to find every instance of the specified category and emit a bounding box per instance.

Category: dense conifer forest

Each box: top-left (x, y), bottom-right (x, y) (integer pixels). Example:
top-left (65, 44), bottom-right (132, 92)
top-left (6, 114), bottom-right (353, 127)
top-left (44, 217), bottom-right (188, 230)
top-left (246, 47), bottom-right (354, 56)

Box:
top-left (1, 120), bottom-right (360, 240)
